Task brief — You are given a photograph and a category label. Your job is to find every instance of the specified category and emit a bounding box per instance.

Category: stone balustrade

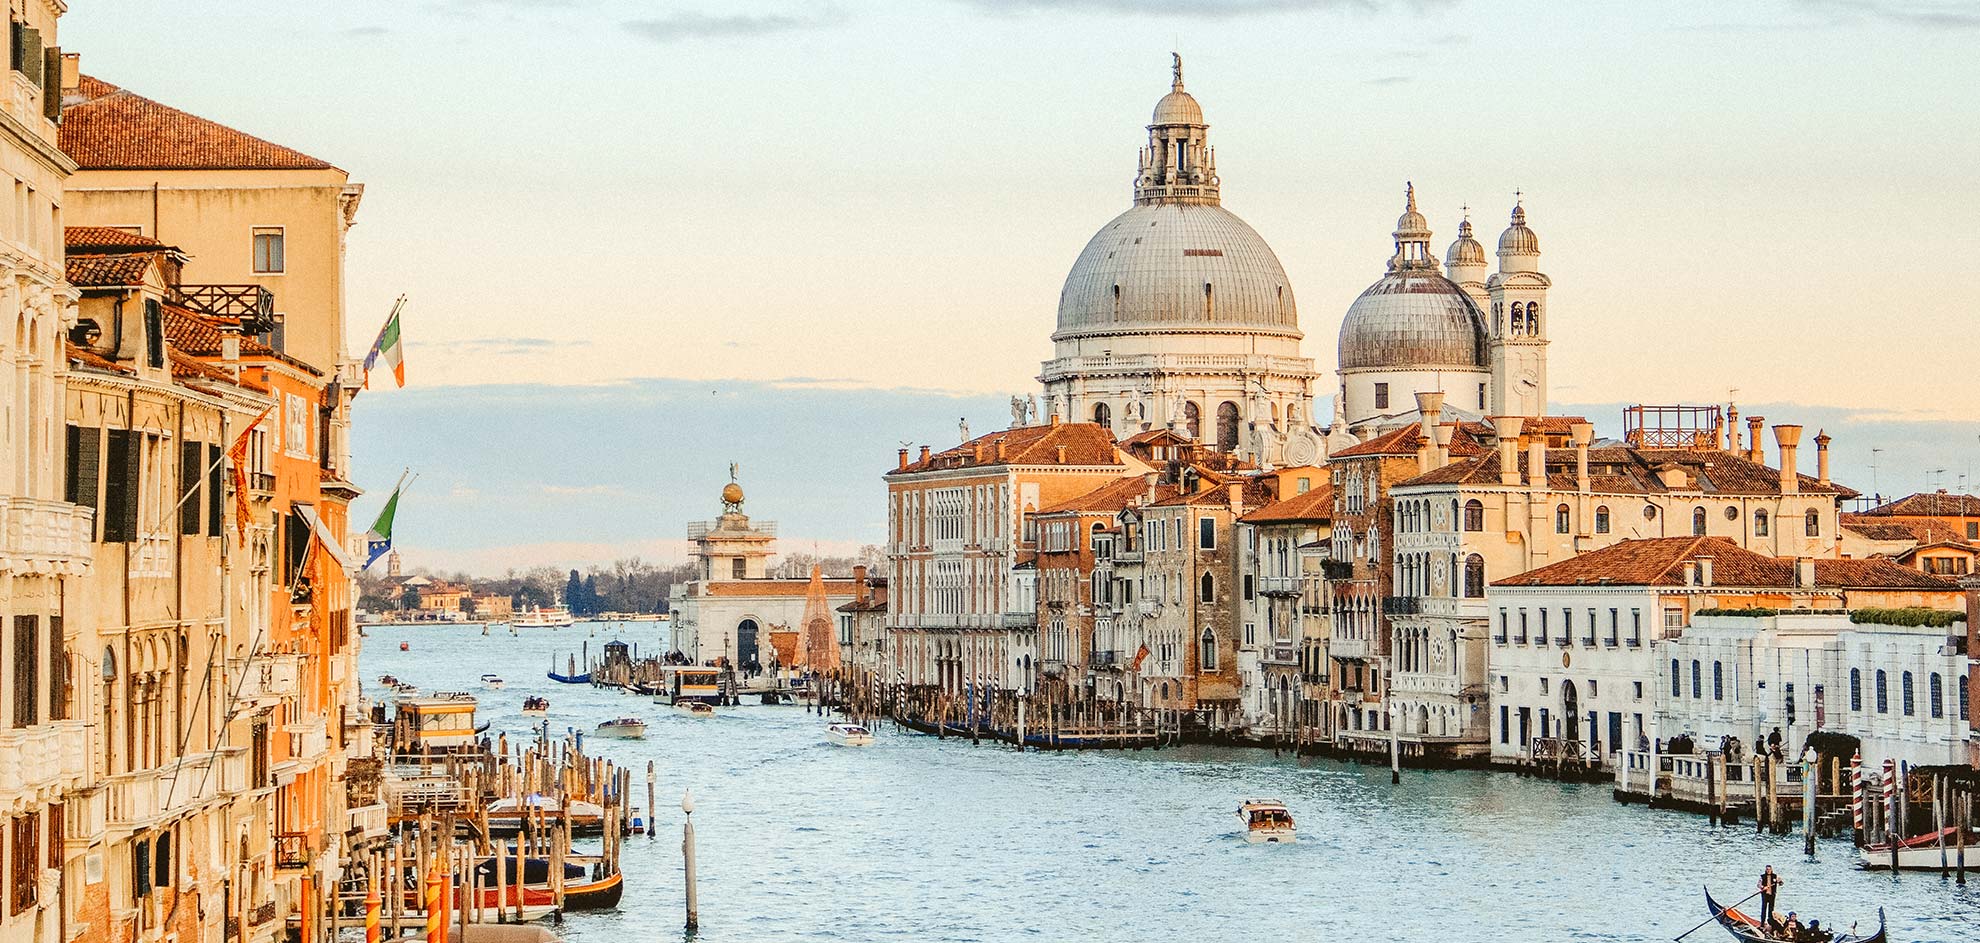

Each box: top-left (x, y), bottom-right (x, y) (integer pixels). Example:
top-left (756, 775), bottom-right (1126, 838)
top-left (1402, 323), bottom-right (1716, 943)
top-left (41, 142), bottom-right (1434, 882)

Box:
top-left (0, 721), bottom-right (90, 807)
top-left (103, 747), bottom-right (250, 831)
top-left (0, 497), bottom-right (94, 574)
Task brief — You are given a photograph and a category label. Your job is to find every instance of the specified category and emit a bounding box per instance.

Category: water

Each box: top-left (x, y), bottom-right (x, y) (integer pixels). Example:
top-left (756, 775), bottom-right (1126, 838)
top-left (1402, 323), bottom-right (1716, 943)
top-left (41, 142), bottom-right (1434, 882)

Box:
top-left (364, 623), bottom-right (1979, 942)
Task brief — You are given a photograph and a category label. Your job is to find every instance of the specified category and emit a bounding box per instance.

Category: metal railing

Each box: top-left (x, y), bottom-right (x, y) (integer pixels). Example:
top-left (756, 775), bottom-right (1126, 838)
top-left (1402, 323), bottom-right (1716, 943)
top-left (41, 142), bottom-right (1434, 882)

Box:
top-left (274, 832), bottom-right (310, 870)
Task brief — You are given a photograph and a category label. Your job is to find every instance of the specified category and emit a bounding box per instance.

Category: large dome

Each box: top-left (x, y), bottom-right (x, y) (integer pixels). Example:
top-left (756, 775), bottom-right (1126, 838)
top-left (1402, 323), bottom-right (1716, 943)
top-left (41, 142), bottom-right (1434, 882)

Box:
top-left (1337, 271), bottom-right (1487, 371)
top-left (1054, 202), bottom-right (1299, 340)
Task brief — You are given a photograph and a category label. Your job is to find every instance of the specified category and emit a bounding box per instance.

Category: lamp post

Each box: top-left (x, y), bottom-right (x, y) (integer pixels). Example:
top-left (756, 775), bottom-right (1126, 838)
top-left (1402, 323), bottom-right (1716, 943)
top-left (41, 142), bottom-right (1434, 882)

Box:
top-left (1802, 746), bottom-right (1819, 857)
top-left (682, 789), bottom-right (699, 932)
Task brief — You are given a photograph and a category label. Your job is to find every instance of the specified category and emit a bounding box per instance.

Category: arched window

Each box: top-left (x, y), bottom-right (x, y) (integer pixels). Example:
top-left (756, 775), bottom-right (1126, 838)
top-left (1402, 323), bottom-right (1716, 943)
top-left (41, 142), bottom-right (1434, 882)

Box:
top-left (1929, 673), bottom-right (1944, 719)
top-left (1850, 668), bottom-right (1862, 711)
top-left (1712, 662), bottom-right (1723, 701)
top-left (1692, 507), bottom-right (1707, 536)
top-left (1754, 509), bottom-right (1769, 537)
top-left (1200, 572), bottom-right (1214, 603)
top-left (1183, 401), bottom-right (1200, 440)
top-left (1670, 660), bottom-right (1681, 698)
top-left (1510, 301), bottom-right (1525, 334)
top-left (1594, 505), bottom-right (1610, 534)
top-left (1902, 671), bottom-right (1915, 716)
top-left (1555, 504), bottom-right (1571, 534)
top-left (1875, 670), bottom-right (1888, 714)
top-left (1960, 676), bottom-right (1970, 722)
top-left (1526, 302), bottom-right (1540, 334)
top-left (1463, 500), bottom-right (1484, 532)
top-left (1198, 628), bottom-right (1217, 671)
top-left (1464, 554), bottom-right (1485, 598)
top-left (1450, 499), bottom-right (1459, 531)
top-left (1216, 401), bottom-right (1240, 452)
top-left (1093, 402), bottom-right (1111, 428)
top-left (1804, 510), bottom-right (1820, 537)
top-left (1691, 660), bottom-right (1702, 698)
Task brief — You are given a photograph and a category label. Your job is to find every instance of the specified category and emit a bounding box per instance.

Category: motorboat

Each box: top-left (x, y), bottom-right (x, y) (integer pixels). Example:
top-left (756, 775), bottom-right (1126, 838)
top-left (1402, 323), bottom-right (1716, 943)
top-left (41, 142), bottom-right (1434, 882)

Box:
top-left (485, 795), bottom-right (606, 836)
top-left (1703, 888), bottom-right (1884, 942)
top-left (678, 702), bottom-right (716, 718)
top-left (466, 853), bottom-right (624, 913)
top-left (514, 606), bottom-right (576, 629)
top-left (1237, 799), bottom-right (1295, 844)
top-left (520, 696), bottom-right (548, 717)
top-left (1858, 825), bottom-right (1979, 869)
top-left (594, 717), bottom-right (647, 739)
top-left (481, 673), bottom-right (505, 689)
top-left (825, 723), bottom-right (875, 746)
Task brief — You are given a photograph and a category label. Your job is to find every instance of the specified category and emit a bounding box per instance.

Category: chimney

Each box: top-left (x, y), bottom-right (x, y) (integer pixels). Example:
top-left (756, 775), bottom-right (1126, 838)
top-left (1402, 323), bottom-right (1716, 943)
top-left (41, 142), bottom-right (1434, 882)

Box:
top-left (1697, 556), bottom-right (1714, 587)
top-left (1794, 557), bottom-right (1815, 589)
top-left (1773, 424), bottom-right (1802, 495)
top-left (1432, 423), bottom-right (1454, 468)
top-left (853, 565), bottom-right (869, 604)
top-left (918, 445), bottom-right (931, 465)
top-left (1746, 416), bottom-right (1765, 464)
top-left (1526, 436), bottom-right (1546, 489)
top-left (1049, 411), bottom-right (1062, 427)
top-left (1145, 471), bottom-right (1159, 503)
top-left (1227, 481), bottom-right (1243, 516)
top-left (1415, 391), bottom-right (1445, 473)
top-left (1726, 404), bottom-right (1739, 452)
top-left (1570, 421), bottom-right (1594, 493)
top-left (1055, 445), bottom-right (1067, 463)
top-left (897, 448), bottom-right (909, 471)
top-left (1492, 417), bottom-right (1524, 486)
top-left (1814, 429), bottom-right (1832, 487)
top-left (60, 52), bottom-right (80, 100)
top-left (220, 323), bottom-right (242, 379)
top-left (993, 437), bottom-right (1006, 462)
top-left (1682, 560), bottom-right (1697, 586)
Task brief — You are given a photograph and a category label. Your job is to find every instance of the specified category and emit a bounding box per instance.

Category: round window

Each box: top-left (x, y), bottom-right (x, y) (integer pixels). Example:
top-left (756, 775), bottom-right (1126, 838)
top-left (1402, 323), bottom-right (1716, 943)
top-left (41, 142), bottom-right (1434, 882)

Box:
top-left (1643, 505), bottom-right (1658, 520)
top-left (1724, 506), bottom-right (1739, 520)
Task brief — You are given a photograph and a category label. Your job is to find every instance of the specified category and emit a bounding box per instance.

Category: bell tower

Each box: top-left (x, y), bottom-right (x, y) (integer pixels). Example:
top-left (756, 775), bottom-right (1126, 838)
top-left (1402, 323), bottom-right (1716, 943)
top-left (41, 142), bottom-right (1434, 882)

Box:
top-left (1487, 199), bottom-right (1551, 417)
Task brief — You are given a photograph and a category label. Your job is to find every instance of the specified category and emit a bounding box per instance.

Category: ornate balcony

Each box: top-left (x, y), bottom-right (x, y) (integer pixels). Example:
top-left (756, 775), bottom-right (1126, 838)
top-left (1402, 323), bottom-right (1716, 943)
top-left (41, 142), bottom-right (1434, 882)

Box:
top-left (1258, 575), bottom-right (1301, 597)
top-left (0, 721), bottom-right (90, 804)
top-left (230, 653), bottom-right (301, 703)
top-left (274, 831), bottom-right (312, 870)
top-left (347, 803), bottom-right (388, 841)
top-left (0, 497), bottom-right (94, 575)
top-left (104, 747), bottom-right (249, 832)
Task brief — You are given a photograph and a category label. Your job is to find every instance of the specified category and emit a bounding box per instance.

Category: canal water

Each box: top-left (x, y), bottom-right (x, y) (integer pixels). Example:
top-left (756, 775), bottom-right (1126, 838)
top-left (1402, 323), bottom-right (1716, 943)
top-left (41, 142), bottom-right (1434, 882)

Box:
top-left (363, 623), bottom-right (1978, 942)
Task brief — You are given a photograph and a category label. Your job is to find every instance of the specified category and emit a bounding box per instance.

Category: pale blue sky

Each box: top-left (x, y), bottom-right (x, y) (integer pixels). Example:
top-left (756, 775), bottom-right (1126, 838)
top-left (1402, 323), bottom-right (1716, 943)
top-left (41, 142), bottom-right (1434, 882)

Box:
top-left (60, 1), bottom-right (1980, 569)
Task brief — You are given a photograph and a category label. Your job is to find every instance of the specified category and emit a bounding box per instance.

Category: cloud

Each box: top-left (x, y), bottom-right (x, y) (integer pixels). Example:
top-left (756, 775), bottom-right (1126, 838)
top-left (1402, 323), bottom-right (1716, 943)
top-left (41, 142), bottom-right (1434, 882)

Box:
top-left (1795, 0), bottom-right (1980, 29)
top-left (953, 0), bottom-right (1456, 16)
top-left (1363, 75), bottom-right (1411, 86)
top-left (434, 337), bottom-right (590, 356)
top-left (622, 8), bottom-right (848, 42)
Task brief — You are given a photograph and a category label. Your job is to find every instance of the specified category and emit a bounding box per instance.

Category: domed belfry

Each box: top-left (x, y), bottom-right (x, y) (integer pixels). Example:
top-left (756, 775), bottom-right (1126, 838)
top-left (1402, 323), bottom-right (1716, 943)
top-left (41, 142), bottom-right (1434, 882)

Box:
top-left (1040, 56), bottom-right (1324, 468)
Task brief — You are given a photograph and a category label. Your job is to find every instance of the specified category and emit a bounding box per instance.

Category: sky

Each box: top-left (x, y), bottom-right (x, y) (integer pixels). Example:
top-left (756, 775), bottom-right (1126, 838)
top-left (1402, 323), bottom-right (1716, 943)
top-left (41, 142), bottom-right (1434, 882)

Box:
top-left (60, 1), bottom-right (1980, 572)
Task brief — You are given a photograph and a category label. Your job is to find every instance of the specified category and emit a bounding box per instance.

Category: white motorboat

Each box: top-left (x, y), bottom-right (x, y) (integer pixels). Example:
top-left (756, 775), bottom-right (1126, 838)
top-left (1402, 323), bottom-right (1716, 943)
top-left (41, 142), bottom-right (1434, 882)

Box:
top-left (1859, 826), bottom-right (1978, 869)
top-left (480, 673), bottom-right (505, 689)
top-left (825, 723), bottom-right (874, 746)
top-left (593, 717), bottom-right (647, 739)
top-left (520, 696), bottom-right (548, 717)
top-left (1237, 799), bottom-right (1295, 844)
top-left (514, 606), bottom-right (576, 629)
top-left (678, 701), bottom-right (716, 718)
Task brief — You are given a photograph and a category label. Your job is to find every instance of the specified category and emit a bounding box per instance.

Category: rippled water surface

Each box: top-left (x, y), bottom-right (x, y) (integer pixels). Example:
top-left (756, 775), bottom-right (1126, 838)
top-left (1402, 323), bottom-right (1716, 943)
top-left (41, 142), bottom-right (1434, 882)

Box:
top-left (363, 623), bottom-right (1979, 942)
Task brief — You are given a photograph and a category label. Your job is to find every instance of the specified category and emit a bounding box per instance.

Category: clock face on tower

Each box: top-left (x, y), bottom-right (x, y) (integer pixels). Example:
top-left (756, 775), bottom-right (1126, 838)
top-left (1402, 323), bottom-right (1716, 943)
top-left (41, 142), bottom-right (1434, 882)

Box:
top-left (1516, 372), bottom-right (1538, 395)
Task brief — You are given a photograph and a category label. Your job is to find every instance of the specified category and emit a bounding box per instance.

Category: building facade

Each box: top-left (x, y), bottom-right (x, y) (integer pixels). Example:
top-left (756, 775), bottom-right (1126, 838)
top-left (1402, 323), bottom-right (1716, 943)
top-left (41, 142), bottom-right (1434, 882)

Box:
top-left (668, 482), bottom-right (856, 668)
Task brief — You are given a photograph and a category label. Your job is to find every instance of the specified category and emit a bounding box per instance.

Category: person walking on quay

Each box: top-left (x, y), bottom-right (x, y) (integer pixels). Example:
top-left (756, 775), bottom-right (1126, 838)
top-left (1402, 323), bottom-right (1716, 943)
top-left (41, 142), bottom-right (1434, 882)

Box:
top-left (1757, 865), bottom-right (1783, 926)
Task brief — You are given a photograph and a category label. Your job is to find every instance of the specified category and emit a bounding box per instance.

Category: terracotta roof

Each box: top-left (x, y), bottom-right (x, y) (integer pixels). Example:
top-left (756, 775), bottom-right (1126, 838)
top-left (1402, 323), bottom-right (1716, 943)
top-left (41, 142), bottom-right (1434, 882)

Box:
top-left (700, 579), bottom-right (858, 597)
top-left (1399, 446), bottom-right (1855, 497)
top-left (65, 226), bottom-right (168, 253)
top-left (1857, 492), bottom-right (1980, 518)
top-left (891, 422), bottom-right (1123, 475)
top-left (161, 306), bottom-right (325, 376)
top-left (65, 341), bottom-right (130, 375)
top-left (1494, 536), bottom-right (1957, 590)
top-left (1332, 421), bottom-right (1492, 459)
top-left (1038, 476), bottom-right (1156, 515)
top-left (60, 75), bottom-right (338, 171)
top-left (66, 253), bottom-right (156, 287)
top-left (1151, 475), bottom-right (1275, 509)
top-left (1841, 516), bottom-right (1973, 547)
top-left (1241, 483), bottom-right (1335, 524)
top-left (169, 348), bottom-right (241, 385)
top-left (1507, 415), bottom-right (1592, 436)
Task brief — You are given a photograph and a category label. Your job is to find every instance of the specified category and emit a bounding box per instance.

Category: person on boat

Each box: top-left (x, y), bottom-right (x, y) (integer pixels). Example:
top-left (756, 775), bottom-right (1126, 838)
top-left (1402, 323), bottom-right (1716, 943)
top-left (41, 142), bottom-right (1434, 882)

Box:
top-left (1803, 918), bottom-right (1831, 943)
top-left (1781, 913), bottom-right (1802, 940)
top-left (1767, 727), bottom-right (1784, 759)
top-left (1757, 865), bottom-right (1783, 925)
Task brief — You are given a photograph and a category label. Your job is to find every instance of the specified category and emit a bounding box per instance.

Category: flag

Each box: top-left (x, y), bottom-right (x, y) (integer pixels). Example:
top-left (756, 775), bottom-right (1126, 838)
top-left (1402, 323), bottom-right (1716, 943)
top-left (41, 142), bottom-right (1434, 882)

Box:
top-left (362, 296), bottom-right (406, 389)
top-left (227, 407), bottom-right (274, 547)
top-left (362, 484), bottom-right (402, 571)
top-left (1131, 643), bottom-right (1151, 671)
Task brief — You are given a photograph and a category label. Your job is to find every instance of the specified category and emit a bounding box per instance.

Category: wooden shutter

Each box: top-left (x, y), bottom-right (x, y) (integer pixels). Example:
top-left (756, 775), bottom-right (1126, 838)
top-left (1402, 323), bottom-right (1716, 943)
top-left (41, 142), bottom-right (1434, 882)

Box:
top-left (46, 805), bottom-right (60, 870)
top-left (41, 45), bottom-right (59, 121)
top-left (47, 616), bottom-right (64, 722)
top-left (66, 425), bottom-right (101, 518)
top-left (12, 616), bottom-right (37, 728)
top-left (206, 444), bottom-right (223, 537)
top-left (15, 26), bottom-right (37, 87)
top-left (179, 441), bottom-right (201, 535)
top-left (144, 300), bottom-right (163, 369)
top-left (101, 429), bottom-right (137, 543)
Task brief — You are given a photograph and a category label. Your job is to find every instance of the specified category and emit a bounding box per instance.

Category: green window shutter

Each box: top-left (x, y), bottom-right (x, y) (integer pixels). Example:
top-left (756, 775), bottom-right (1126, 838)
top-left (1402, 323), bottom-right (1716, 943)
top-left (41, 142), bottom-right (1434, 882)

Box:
top-left (101, 429), bottom-right (137, 543)
top-left (73, 427), bottom-right (101, 533)
top-left (42, 45), bottom-right (60, 121)
top-left (18, 26), bottom-right (39, 87)
top-left (206, 444), bottom-right (223, 537)
top-left (179, 441), bottom-right (201, 535)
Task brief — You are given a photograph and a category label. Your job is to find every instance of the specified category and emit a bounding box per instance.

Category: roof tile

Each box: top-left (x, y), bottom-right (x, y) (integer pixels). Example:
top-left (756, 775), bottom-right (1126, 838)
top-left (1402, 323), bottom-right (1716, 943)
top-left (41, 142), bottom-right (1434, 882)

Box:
top-left (60, 75), bottom-right (337, 171)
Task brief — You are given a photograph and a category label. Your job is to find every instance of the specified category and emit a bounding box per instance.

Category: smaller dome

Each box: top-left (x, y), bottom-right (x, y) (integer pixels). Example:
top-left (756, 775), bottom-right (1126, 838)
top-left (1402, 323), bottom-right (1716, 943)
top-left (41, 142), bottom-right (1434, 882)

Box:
top-left (1445, 218), bottom-right (1486, 267)
top-left (1498, 203), bottom-right (1540, 255)
top-left (1153, 88), bottom-right (1202, 125)
top-left (721, 482), bottom-right (745, 505)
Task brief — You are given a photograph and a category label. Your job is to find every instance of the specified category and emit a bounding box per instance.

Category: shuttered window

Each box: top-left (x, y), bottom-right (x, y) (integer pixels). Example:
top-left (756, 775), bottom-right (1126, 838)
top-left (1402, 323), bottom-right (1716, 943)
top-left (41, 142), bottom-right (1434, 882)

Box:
top-left (206, 444), bottom-right (223, 537)
top-left (132, 836), bottom-right (150, 900)
top-left (12, 615), bottom-right (37, 728)
top-left (285, 509), bottom-right (311, 588)
top-left (47, 616), bottom-right (64, 721)
top-left (65, 425), bottom-right (100, 523)
top-left (9, 812), bottom-right (38, 914)
top-left (179, 441), bottom-right (202, 535)
top-left (40, 45), bottom-right (60, 120)
top-left (101, 429), bottom-right (139, 543)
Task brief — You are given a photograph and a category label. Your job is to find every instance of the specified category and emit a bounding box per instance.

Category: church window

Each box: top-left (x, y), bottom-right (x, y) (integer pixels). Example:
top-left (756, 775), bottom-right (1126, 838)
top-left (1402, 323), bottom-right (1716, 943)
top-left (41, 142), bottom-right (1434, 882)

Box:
top-left (1643, 505), bottom-right (1657, 520)
top-left (1463, 499), bottom-right (1484, 532)
top-left (1373, 383), bottom-right (1389, 410)
top-left (1555, 504), bottom-right (1571, 534)
top-left (1510, 302), bottom-right (1525, 335)
top-left (1692, 507), bottom-right (1707, 536)
top-left (1804, 510), bottom-right (1820, 537)
top-left (1093, 403), bottom-right (1110, 428)
top-left (1216, 402), bottom-right (1240, 452)
top-left (1594, 505), bottom-right (1610, 534)
top-left (1203, 282), bottom-right (1213, 319)
top-left (1463, 554), bottom-right (1485, 598)
top-left (1754, 509), bottom-right (1769, 537)
top-left (1183, 401), bottom-right (1201, 440)
top-left (1526, 302), bottom-right (1540, 334)
top-left (1724, 505), bottom-right (1739, 520)
top-left (1478, 383), bottom-right (1486, 409)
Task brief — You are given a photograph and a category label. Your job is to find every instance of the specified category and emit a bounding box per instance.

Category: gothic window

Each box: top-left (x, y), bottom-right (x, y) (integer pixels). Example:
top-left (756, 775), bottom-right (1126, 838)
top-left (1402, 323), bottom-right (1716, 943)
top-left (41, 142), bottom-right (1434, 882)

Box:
top-left (1093, 402), bottom-right (1110, 428)
top-left (1463, 554), bottom-right (1485, 598)
top-left (1804, 510), bottom-right (1820, 537)
top-left (1594, 505), bottom-right (1610, 534)
top-left (1692, 507), bottom-right (1707, 536)
top-left (1216, 402), bottom-right (1240, 452)
top-left (1199, 629), bottom-right (1217, 671)
top-left (1754, 509), bottom-right (1769, 537)
top-left (1463, 499), bottom-right (1484, 532)
top-left (1555, 504), bottom-right (1571, 534)
top-left (1199, 572), bottom-right (1214, 603)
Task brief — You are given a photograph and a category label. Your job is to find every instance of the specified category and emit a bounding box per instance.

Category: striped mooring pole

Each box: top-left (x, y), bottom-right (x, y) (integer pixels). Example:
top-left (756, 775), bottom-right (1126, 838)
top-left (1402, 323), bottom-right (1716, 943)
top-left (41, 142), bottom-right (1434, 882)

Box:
top-left (1882, 758), bottom-right (1898, 840)
top-left (1849, 752), bottom-right (1865, 845)
top-left (365, 871), bottom-right (382, 943)
top-left (424, 868), bottom-right (446, 943)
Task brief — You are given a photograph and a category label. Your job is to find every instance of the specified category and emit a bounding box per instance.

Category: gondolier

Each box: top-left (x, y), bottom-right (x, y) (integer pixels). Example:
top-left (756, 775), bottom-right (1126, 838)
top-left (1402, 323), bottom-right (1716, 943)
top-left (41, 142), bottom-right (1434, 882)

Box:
top-left (1757, 866), bottom-right (1782, 925)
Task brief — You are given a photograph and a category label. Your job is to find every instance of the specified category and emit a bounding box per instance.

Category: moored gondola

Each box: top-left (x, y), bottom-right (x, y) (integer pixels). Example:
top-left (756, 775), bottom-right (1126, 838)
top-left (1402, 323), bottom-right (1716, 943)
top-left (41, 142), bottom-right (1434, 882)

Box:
top-left (1703, 888), bottom-right (1885, 943)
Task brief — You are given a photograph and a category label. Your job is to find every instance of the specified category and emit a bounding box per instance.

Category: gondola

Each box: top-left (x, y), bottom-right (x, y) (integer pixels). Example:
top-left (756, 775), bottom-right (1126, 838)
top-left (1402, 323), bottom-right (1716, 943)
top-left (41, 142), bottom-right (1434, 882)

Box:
top-left (1704, 888), bottom-right (1885, 943)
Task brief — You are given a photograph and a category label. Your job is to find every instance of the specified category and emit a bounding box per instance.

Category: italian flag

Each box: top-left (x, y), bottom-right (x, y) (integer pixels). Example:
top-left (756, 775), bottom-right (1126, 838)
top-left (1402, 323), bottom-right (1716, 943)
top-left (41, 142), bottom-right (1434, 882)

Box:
top-left (363, 296), bottom-right (406, 389)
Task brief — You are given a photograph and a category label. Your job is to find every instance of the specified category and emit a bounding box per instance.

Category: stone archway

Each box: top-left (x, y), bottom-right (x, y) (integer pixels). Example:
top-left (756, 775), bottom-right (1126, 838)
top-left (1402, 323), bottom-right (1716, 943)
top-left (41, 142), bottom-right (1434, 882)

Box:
top-left (737, 619), bottom-right (760, 668)
top-left (1561, 680), bottom-right (1581, 742)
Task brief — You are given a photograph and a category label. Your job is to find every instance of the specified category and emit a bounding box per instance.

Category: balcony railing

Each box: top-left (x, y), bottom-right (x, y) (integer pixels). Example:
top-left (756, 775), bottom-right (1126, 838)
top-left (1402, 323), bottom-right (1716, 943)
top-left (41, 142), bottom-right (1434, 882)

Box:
top-left (1258, 575), bottom-right (1301, 597)
top-left (1381, 596), bottom-right (1420, 615)
top-left (230, 653), bottom-right (301, 702)
top-left (347, 803), bottom-right (388, 840)
top-left (176, 284), bottom-right (275, 332)
top-left (0, 721), bottom-right (90, 802)
top-left (1090, 650), bottom-right (1119, 667)
top-left (0, 497), bottom-right (95, 572)
top-left (104, 747), bottom-right (249, 830)
top-left (250, 901), bottom-right (279, 927)
top-left (274, 831), bottom-right (310, 870)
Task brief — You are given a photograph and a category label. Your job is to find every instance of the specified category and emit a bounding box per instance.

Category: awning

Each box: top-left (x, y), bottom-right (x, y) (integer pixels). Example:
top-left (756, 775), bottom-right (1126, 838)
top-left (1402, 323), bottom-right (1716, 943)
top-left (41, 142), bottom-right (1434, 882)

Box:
top-left (294, 504), bottom-right (361, 575)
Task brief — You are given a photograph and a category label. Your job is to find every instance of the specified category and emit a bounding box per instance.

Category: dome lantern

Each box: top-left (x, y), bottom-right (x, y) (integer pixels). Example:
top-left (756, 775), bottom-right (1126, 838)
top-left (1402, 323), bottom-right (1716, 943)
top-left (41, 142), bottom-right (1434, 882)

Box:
top-left (1387, 182), bottom-right (1437, 274)
top-left (1135, 54), bottom-right (1218, 207)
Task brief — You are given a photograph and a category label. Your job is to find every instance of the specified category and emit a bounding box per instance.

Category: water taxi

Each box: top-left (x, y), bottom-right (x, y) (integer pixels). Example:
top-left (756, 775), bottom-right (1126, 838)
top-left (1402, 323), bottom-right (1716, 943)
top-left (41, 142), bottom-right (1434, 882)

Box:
top-left (678, 701), bottom-right (716, 718)
top-left (825, 723), bottom-right (874, 746)
top-left (480, 673), bottom-right (505, 689)
top-left (593, 717), bottom-right (647, 739)
top-left (520, 696), bottom-right (548, 717)
top-left (1236, 799), bottom-right (1296, 844)
top-left (1858, 825), bottom-right (1979, 869)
